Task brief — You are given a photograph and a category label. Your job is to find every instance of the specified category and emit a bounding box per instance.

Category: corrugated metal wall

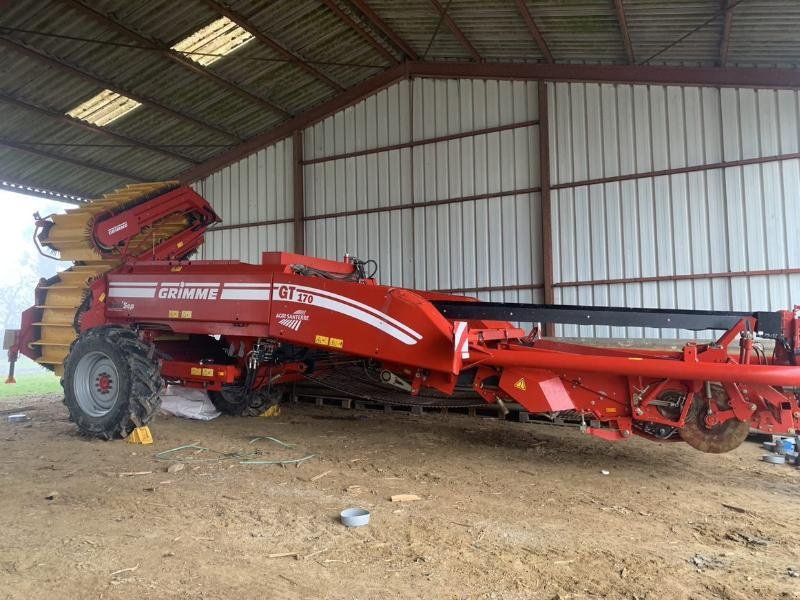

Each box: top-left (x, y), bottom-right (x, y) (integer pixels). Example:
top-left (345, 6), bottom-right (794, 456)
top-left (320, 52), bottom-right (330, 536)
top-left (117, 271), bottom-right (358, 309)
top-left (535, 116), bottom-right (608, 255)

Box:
top-left (193, 138), bottom-right (294, 263)
top-left (192, 77), bottom-right (800, 340)
top-left (304, 78), bottom-right (542, 307)
top-left (550, 83), bottom-right (800, 338)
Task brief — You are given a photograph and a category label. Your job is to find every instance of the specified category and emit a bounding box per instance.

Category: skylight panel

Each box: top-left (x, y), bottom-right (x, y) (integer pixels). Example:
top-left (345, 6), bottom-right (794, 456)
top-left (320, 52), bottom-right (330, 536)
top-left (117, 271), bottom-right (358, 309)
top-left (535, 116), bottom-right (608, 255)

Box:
top-left (171, 16), bottom-right (254, 66)
top-left (66, 90), bottom-right (142, 127)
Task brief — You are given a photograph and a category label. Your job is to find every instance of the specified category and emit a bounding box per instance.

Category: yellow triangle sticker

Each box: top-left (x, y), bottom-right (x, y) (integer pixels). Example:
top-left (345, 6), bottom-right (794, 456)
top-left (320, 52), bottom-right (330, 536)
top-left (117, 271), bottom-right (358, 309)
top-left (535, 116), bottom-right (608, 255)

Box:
top-left (513, 377), bottom-right (527, 391)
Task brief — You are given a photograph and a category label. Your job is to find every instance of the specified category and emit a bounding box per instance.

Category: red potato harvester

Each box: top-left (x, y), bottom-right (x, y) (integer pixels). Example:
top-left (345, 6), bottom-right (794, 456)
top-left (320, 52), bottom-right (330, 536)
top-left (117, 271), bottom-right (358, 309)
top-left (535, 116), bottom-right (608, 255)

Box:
top-left (5, 182), bottom-right (800, 452)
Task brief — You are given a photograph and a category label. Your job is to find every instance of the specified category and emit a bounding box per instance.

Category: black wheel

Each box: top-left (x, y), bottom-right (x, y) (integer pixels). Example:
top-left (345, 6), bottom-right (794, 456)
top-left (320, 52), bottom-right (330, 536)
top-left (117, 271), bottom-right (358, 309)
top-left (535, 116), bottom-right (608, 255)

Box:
top-left (62, 326), bottom-right (163, 439)
top-left (208, 385), bottom-right (284, 417)
top-left (680, 385), bottom-right (750, 454)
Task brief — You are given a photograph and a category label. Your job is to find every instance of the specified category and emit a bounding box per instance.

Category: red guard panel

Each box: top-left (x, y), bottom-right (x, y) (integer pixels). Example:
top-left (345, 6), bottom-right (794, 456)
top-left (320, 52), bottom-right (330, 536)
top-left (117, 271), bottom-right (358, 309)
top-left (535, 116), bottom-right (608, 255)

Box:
top-left (268, 274), bottom-right (458, 374)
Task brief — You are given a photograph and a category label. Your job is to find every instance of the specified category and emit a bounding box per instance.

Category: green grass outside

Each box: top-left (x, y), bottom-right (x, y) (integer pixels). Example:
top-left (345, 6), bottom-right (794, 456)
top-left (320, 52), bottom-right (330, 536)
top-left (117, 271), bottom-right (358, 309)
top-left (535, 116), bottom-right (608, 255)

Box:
top-left (0, 371), bottom-right (61, 399)
top-left (0, 356), bottom-right (62, 400)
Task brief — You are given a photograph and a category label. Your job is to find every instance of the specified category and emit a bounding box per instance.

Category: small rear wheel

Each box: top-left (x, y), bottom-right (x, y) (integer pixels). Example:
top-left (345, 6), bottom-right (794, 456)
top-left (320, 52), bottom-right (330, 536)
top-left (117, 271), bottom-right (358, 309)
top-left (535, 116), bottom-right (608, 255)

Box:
top-left (62, 327), bottom-right (163, 439)
top-left (680, 385), bottom-right (750, 454)
top-left (208, 385), bottom-right (284, 416)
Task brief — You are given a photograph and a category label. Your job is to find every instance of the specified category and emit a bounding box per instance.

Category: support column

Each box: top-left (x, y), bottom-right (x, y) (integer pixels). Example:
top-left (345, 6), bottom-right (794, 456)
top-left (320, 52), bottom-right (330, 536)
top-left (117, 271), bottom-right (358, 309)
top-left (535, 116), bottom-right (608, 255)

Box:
top-left (537, 81), bottom-right (555, 336)
top-left (292, 129), bottom-right (305, 254)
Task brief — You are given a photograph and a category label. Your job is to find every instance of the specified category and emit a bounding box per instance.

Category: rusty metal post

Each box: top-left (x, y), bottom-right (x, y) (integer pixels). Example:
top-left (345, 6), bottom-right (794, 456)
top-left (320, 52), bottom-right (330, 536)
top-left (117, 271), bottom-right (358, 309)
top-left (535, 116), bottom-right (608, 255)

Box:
top-left (292, 130), bottom-right (305, 254)
top-left (538, 81), bottom-right (555, 337)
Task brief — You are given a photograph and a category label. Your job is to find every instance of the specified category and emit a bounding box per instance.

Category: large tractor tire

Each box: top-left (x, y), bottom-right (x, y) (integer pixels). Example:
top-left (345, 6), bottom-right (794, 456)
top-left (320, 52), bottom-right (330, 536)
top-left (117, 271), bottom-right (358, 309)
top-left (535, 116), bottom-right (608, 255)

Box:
top-left (208, 385), bottom-right (284, 417)
top-left (62, 327), bottom-right (163, 439)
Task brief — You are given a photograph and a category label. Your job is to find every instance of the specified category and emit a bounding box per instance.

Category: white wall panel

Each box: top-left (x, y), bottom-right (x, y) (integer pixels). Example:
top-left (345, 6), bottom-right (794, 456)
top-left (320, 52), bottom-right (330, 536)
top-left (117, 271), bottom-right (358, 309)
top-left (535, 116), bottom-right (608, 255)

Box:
top-left (304, 78), bottom-right (541, 296)
top-left (550, 82), bottom-right (800, 338)
top-left (201, 224), bottom-right (293, 264)
top-left (193, 138), bottom-right (293, 262)
top-left (190, 76), bottom-right (798, 343)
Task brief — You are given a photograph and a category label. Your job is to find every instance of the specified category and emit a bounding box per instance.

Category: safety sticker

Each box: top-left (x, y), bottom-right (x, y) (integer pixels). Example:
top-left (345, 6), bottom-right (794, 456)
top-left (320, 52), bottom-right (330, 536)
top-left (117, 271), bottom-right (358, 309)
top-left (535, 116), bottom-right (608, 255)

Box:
top-left (513, 378), bottom-right (527, 391)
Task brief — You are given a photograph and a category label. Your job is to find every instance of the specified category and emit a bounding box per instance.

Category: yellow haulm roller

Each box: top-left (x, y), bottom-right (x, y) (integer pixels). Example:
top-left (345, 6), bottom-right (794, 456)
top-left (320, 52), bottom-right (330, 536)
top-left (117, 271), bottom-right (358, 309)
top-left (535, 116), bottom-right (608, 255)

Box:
top-left (32, 181), bottom-right (180, 375)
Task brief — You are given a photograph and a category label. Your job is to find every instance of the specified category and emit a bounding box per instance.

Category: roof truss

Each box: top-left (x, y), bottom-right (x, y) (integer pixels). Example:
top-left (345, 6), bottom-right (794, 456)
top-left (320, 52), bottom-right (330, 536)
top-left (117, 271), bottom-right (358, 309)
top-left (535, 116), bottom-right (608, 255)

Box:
top-left (614, 0), bottom-right (635, 64)
top-left (429, 0), bottom-right (481, 61)
top-left (200, 0), bottom-right (345, 92)
top-left (321, 0), bottom-right (398, 64)
top-left (348, 0), bottom-right (418, 60)
top-left (0, 91), bottom-right (198, 165)
top-left (514, 0), bottom-right (553, 63)
top-left (0, 36), bottom-right (243, 142)
top-left (61, 0), bottom-right (291, 118)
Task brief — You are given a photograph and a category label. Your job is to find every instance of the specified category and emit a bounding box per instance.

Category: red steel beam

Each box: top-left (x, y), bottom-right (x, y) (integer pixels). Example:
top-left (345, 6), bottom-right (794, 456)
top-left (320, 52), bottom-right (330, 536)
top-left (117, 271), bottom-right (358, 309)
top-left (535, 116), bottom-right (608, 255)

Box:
top-left (429, 0), bottom-right (481, 62)
top-left (302, 119), bottom-right (539, 165)
top-left (180, 61), bottom-right (410, 182)
top-left (433, 282), bottom-right (544, 295)
top-left (0, 36), bottom-right (243, 143)
top-left (719, 0), bottom-right (734, 67)
top-left (292, 130), bottom-right (305, 253)
top-left (550, 150), bottom-right (800, 191)
top-left (486, 346), bottom-right (800, 387)
top-left (0, 92), bottom-right (198, 165)
top-left (613, 0), bottom-right (635, 64)
top-left (61, 0), bottom-right (292, 117)
top-left (209, 184), bottom-right (541, 231)
top-left (0, 138), bottom-right (147, 182)
top-left (210, 217), bottom-right (293, 232)
top-left (406, 61), bottom-right (800, 88)
top-left (303, 185), bottom-right (541, 222)
top-left (182, 61), bottom-right (800, 184)
top-left (553, 267), bottom-right (800, 289)
top-left (321, 0), bottom-right (397, 64)
top-left (538, 82), bottom-right (554, 336)
top-left (348, 0), bottom-right (418, 61)
top-left (514, 0), bottom-right (553, 63)
top-left (200, 0), bottom-right (344, 92)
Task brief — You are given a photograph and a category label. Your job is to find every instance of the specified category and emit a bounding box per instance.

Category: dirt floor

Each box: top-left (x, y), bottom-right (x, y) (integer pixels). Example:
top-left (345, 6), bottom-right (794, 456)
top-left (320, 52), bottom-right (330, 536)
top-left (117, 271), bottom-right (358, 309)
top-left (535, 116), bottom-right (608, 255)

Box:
top-left (1, 394), bottom-right (799, 600)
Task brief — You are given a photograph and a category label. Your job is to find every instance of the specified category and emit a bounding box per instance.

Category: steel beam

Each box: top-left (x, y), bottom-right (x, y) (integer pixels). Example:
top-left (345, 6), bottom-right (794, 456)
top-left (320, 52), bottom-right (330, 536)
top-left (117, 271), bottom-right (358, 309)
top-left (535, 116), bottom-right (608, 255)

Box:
top-left (321, 0), bottom-right (397, 64)
top-left (292, 130), bottom-right (305, 253)
top-left (302, 119), bottom-right (538, 165)
top-left (61, 0), bottom-right (291, 117)
top-left (613, 0), bottom-right (635, 64)
top-left (553, 267), bottom-right (800, 289)
top-left (0, 178), bottom-right (85, 203)
top-left (719, 0), bottom-right (734, 66)
top-left (537, 82), bottom-right (554, 336)
top-left (0, 139), bottom-right (146, 182)
top-left (550, 149), bottom-right (800, 191)
top-left (348, 0), bottom-right (418, 60)
top-left (0, 92), bottom-right (198, 165)
top-left (182, 60), bottom-right (800, 184)
top-left (0, 36), bottom-right (243, 142)
top-left (304, 185), bottom-right (541, 221)
top-left (514, 0), bottom-right (553, 63)
top-left (406, 61), bottom-right (800, 88)
top-left (434, 282), bottom-right (544, 295)
top-left (433, 300), bottom-right (771, 333)
top-left (429, 0), bottom-right (481, 62)
top-left (210, 216), bottom-right (293, 232)
top-left (200, 0), bottom-right (344, 92)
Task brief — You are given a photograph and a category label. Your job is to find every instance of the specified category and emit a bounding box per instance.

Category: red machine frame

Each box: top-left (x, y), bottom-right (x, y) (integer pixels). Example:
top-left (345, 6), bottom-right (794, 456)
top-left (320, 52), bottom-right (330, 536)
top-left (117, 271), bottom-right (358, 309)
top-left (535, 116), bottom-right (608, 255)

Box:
top-left (8, 185), bottom-right (800, 451)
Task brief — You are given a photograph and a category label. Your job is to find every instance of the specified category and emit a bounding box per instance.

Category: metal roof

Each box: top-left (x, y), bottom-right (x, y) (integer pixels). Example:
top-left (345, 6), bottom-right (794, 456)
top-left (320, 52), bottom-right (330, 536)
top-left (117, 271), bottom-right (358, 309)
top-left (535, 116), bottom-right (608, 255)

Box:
top-left (0, 0), bottom-right (798, 200)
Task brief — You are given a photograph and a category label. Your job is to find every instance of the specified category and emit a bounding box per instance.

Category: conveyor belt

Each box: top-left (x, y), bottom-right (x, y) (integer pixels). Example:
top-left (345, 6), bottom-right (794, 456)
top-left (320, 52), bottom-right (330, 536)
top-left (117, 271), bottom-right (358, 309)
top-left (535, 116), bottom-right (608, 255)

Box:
top-left (432, 300), bottom-right (784, 336)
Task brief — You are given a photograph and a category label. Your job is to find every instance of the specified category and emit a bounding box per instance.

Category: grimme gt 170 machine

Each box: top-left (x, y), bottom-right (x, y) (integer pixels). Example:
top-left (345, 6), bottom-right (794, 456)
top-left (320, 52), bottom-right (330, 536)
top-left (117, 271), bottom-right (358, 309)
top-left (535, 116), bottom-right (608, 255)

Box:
top-left (5, 182), bottom-right (800, 453)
